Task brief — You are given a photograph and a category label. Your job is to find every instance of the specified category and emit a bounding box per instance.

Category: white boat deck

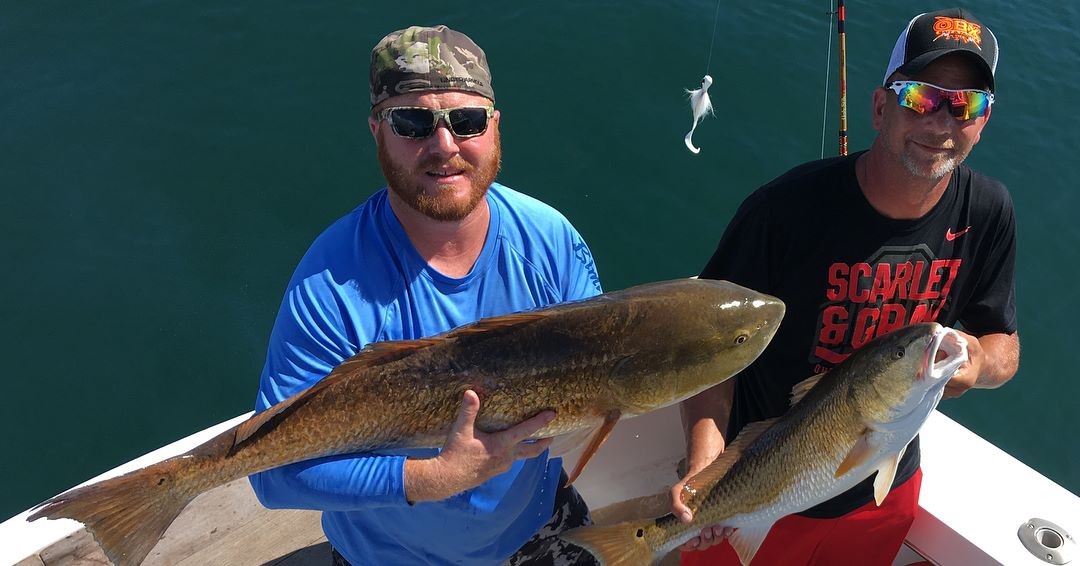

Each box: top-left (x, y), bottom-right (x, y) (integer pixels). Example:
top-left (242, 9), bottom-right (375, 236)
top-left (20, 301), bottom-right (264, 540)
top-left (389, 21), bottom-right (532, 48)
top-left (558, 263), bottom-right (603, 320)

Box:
top-left (2, 409), bottom-right (1077, 565)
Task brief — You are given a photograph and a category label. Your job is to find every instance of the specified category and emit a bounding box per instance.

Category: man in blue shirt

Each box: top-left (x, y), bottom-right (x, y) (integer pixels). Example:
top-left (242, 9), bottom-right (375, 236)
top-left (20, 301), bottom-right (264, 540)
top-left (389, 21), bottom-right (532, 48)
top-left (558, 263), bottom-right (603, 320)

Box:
top-left (249, 25), bottom-right (603, 565)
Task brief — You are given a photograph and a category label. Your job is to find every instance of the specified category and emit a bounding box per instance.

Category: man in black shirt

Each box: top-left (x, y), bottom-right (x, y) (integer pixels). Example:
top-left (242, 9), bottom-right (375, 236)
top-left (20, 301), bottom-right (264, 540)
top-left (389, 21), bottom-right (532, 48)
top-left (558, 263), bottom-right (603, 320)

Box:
top-left (676, 8), bottom-right (1020, 565)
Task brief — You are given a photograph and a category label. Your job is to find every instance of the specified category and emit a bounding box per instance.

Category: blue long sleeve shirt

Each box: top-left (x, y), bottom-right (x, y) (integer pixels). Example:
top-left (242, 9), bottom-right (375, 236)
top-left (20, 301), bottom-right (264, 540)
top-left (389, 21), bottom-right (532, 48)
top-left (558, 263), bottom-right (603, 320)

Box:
top-left (249, 183), bottom-right (602, 565)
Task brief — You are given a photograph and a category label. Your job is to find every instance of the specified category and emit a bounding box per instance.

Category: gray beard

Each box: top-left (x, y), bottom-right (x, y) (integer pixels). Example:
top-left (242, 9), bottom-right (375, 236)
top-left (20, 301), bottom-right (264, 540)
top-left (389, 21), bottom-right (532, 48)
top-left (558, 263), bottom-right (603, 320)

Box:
top-left (901, 152), bottom-right (959, 181)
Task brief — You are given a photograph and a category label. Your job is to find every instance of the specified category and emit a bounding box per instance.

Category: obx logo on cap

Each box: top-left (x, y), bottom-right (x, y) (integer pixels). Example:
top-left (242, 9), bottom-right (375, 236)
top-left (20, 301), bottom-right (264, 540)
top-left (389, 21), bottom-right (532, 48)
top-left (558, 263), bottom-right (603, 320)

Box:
top-left (883, 8), bottom-right (999, 92)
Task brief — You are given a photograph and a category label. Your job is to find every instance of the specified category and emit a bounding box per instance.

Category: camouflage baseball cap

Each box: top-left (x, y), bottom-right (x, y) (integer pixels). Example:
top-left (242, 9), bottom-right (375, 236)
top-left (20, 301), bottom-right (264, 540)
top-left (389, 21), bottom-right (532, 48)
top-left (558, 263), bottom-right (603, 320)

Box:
top-left (370, 25), bottom-right (495, 106)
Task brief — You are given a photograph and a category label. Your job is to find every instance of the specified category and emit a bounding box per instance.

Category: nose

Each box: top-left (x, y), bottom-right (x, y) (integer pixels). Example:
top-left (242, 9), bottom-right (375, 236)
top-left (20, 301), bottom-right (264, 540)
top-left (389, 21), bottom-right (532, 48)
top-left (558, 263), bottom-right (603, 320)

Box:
top-left (924, 103), bottom-right (957, 133)
top-left (426, 120), bottom-right (461, 156)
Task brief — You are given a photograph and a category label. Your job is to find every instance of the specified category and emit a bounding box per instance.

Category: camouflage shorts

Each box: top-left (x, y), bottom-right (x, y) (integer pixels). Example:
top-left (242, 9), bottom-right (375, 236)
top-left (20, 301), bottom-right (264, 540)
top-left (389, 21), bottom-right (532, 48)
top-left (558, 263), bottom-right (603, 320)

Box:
top-left (503, 476), bottom-right (598, 566)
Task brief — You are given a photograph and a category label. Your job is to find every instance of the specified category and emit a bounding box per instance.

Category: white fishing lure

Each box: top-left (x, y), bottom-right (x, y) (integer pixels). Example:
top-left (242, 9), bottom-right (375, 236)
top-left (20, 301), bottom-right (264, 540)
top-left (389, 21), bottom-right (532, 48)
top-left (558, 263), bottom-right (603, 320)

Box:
top-left (684, 75), bottom-right (714, 154)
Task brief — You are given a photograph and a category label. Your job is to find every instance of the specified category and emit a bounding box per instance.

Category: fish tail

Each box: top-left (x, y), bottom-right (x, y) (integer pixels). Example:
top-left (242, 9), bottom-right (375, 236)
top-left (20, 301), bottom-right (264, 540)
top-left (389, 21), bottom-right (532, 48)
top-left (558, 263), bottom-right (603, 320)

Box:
top-left (561, 520), bottom-right (658, 566)
top-left (28, 460), bottom-right (195, 566)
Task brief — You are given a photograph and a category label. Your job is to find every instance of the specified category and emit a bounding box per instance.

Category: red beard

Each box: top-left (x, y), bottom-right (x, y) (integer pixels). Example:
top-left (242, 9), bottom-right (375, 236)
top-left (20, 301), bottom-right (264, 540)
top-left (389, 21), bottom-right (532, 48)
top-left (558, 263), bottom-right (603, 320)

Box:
top-left (377, 129), bottom-right (502, 221)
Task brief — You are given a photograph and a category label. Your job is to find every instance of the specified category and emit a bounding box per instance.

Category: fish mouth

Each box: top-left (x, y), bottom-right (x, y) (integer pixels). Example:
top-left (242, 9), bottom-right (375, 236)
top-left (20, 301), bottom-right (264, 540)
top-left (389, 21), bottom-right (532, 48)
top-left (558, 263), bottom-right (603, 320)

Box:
top-left (751, 296), bottom-right (786, 334)
top-left (919, 325), bottom-right (969, 381)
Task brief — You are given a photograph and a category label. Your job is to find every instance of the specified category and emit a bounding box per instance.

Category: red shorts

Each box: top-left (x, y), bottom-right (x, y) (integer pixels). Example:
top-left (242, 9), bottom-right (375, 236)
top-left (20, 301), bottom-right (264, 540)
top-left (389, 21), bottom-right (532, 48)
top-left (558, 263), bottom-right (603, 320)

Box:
top-left (680, 468), bottom-right (922, 566)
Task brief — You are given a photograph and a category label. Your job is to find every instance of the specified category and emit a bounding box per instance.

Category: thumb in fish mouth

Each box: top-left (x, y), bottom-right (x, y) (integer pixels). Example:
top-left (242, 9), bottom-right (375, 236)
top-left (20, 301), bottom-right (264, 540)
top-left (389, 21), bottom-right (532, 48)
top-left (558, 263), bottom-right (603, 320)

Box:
top-left (941, 329), bottom-right (978, 399)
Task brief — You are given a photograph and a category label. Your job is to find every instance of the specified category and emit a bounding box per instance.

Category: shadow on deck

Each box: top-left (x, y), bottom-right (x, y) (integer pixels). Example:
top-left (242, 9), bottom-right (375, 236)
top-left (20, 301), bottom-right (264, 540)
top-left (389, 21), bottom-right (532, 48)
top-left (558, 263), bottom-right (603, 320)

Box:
top-left (17, 478), bottom-right (327, 566)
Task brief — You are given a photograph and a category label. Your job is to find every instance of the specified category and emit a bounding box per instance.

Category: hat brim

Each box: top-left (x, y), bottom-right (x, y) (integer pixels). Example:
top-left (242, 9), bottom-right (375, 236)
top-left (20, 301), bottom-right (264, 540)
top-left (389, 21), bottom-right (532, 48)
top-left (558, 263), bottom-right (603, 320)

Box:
top-left (895, 49), bottom-right (995, 92)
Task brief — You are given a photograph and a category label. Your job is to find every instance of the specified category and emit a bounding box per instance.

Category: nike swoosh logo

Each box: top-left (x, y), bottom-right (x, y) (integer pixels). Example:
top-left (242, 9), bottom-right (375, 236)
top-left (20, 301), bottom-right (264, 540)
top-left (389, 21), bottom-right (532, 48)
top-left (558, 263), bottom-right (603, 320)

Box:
top-left (946, 226), bottom-right (972, 241)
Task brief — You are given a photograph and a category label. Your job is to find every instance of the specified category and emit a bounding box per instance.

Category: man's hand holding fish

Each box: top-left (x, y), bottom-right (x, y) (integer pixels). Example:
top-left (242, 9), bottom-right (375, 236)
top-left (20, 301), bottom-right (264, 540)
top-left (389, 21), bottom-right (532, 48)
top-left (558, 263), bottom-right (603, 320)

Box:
top-left (404, 390), bottom-right (556, 502)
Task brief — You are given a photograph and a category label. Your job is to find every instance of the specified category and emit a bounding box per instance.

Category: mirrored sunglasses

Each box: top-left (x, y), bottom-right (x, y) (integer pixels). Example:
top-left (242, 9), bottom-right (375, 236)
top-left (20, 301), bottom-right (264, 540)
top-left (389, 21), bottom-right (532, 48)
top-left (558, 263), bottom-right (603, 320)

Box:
top-left (887, 81), bottom-right (994, 121)
top-left (378, 106), bottom-right (494, 139)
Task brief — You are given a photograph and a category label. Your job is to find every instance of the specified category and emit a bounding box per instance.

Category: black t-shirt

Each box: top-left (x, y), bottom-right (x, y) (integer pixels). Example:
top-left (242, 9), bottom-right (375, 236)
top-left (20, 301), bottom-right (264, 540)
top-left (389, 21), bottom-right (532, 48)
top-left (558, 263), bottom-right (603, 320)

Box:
top-left (699, 151), bottom-right (1017, 517)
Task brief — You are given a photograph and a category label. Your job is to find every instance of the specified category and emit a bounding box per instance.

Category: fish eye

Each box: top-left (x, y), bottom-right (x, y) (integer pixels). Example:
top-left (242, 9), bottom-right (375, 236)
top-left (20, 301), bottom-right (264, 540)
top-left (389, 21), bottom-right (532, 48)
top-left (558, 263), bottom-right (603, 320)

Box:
top-left (893, 347), bottom-right (905, 359)
top-left (734, 333), bottom-right (749, 345)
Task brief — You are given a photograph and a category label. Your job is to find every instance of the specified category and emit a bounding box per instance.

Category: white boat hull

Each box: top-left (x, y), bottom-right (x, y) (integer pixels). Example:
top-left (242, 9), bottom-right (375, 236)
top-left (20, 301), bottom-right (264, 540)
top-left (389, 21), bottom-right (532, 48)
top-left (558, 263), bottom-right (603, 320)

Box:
top-left (2, 408), bottom-right (1077, 565)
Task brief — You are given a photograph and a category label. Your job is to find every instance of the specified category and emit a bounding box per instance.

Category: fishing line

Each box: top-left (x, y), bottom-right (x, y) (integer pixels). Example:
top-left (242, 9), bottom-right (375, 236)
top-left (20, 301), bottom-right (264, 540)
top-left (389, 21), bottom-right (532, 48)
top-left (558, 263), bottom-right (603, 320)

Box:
top-left (704, 0), bottom-right (723, 74)
top-left (683, 0), bottom-right (723, 154)
top-left (820, 0), bottom-right (835, 159)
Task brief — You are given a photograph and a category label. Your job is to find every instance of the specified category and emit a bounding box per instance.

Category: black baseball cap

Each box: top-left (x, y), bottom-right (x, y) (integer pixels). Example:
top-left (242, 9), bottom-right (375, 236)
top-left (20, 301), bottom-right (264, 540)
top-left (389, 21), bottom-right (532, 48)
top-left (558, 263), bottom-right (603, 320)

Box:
top-left (882, 8), bottom-right (998, 92)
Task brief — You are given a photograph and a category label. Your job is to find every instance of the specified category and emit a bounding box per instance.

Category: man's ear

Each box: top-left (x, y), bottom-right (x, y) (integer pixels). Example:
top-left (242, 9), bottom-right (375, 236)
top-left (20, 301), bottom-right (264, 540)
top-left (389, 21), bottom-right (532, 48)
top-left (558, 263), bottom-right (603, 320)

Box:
top-left (368, 115), bottom-right (380, 140)
top-left (871, 87), bottom-right (888, 131)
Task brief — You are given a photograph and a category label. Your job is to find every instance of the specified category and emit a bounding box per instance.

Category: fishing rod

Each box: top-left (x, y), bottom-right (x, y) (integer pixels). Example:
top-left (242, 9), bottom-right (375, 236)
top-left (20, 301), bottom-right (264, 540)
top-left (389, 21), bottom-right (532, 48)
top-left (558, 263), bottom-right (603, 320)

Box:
top-left (837, 0), bottom-right (848, 155)
top-left (820, 0), bottom-right (848, 158)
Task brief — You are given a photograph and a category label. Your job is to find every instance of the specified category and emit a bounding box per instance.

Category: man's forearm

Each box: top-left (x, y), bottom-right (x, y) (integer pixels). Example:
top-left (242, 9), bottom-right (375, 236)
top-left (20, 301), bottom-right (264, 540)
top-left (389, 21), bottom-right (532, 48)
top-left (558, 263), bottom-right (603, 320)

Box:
top-left (975, 331), bottom-right (1020, 388)
top-left (404, 457), bottom-right (458, 503)
top-left (680, 379), bottom-right (735, 475)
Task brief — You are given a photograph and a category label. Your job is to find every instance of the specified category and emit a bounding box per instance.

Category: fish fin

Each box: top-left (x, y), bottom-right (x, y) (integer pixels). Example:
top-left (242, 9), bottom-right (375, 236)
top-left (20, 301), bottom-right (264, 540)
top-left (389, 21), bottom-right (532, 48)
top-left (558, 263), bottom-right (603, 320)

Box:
top-left (28, 459), bottom-right (194, 566)
top-left (341, 337), bottom-right (445, 367)
top-left (872, 453), bottom-right (901, 506)
top-left (590, 492), bottom-right (672, 526)
top-left (233, 391), bottom-right (312, 447)
top-left (339, 310), bottom-right (554, 369)
top-left (727, 522), bottom-right (774, 566)
top-left (789, 372), bottom-right (827, 407)
top-left (548, 427), bottom-right (596, 459)
top-left (564, 411), bottom-right (621, 486)
top-left (442, 311), bottom-right (552, 337)
top-left (727, 418), bottom-right (779, 452)
top-left (835, 429), bottom-right (874, 478)
top-left (682, 418), bottom-right (778, 507)
top-left (560, 520), bottom-right (657, 566)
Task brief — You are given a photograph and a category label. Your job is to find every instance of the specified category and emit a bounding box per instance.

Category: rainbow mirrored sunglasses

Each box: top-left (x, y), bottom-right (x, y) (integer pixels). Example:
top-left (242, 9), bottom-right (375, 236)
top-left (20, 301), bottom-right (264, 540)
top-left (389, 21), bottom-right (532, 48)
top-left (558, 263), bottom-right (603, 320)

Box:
top-left (377, 106), bottom-right (495, 139)
top-left (887, 81), bottom-right (994, 121)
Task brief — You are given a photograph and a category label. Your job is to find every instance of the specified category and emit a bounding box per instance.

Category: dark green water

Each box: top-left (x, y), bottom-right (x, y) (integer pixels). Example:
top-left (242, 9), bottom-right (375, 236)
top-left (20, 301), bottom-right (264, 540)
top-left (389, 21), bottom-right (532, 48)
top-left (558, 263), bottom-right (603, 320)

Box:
top-left (2, 1), bottom-right (1077, 521)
